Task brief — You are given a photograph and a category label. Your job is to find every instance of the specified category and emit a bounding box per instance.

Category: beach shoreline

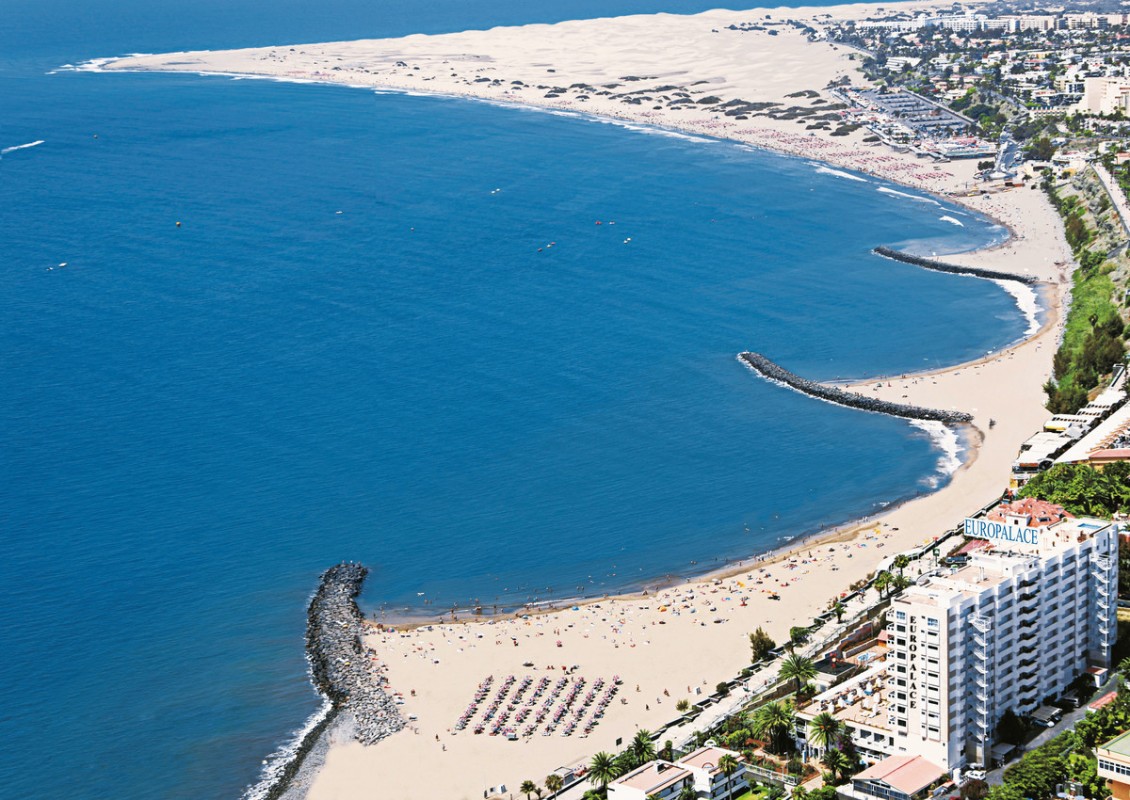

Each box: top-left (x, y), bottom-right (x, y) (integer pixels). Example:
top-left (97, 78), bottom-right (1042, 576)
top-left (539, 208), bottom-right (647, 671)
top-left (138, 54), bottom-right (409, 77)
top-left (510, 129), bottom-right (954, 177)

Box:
top-left (87, 7), bottom-right (1081, 799)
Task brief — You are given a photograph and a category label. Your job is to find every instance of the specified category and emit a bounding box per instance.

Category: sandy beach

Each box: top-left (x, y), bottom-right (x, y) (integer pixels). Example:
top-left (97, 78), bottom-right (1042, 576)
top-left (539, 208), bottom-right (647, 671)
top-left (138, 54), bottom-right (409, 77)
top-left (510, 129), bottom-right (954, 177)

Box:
top-left (96, 5), bottom-right (1080, 799)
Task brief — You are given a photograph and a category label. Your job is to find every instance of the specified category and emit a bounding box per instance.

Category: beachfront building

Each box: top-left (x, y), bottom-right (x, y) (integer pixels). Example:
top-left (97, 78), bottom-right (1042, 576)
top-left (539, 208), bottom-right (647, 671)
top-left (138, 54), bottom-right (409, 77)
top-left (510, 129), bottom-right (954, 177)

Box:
top-left (1098, 730), bottom-right (1130, 800)
top-left (679, 746), bottom-right (749, 800)
top-left (796, 661), bottom-right (896, 765)
top-left (885, 513), bottom-right (1118, 768)
top-left (849, 754), bottom-right (946, 800)
top-left (1010, 367), bottom-right (1127, 490)
top-left (608, 761), bottom-right (693, 800)
top-left (608, 748), bottom-right (747, 800)
top-left (1055, 393), bottom-right (1130, 470)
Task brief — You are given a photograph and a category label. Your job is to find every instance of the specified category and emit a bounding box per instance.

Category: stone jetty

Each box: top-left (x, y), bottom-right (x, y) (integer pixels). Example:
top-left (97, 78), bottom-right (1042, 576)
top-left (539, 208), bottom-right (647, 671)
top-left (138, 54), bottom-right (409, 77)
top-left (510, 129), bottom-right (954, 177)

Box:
top-left (738, 352), bottom-right (974, 424)
top-left (874, 246), bottom-right (1039, 286)
top-left (307, 562), bottom-right (404, 745)
top-left (255, 564), bottom-right (402, 800)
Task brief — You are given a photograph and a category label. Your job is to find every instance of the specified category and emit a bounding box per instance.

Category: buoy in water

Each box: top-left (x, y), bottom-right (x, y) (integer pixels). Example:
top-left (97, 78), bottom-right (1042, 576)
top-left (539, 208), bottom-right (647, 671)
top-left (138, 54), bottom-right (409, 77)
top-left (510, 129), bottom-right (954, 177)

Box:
top-left (175, 221), bottom-right (181, 227)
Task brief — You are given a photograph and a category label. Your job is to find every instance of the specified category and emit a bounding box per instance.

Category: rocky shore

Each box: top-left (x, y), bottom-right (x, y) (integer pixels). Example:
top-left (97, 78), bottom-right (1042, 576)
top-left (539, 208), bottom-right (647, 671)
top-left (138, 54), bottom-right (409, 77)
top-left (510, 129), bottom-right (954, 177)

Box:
top-left (874, 246), bottom-right (1039, 286)
top-left (738, 351), bottom-right (974, 424)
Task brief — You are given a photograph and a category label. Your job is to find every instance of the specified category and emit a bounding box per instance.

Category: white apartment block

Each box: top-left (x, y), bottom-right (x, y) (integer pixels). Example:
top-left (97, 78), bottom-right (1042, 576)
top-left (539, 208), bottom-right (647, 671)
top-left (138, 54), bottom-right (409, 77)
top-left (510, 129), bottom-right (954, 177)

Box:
top-left (885, 515), bottom-right (1117, 769)
top-left (1079, 77), bottom-right (1130, 115)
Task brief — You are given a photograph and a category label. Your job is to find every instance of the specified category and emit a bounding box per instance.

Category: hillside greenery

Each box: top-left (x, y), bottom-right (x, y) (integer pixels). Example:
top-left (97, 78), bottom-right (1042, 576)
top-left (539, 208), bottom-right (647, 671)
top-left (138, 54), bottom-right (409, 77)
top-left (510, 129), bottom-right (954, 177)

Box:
top-left (1043, 182), bottom-right (1127, 413)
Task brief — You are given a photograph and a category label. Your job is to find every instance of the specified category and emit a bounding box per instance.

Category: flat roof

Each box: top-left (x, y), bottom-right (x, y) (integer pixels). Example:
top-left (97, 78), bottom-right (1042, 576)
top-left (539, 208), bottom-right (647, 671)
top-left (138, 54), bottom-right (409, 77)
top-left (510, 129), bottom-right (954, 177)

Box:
top-left (800, 663), bottom-right (891, 732)
top-left (679, 746), bottom-right (741, 773)
top-left (1058, 401), bottom-right (1130, 464)
top-left (1100, 729), bottom-right (1130, 759)
top-left (616, 761), bottom-right (690, 793)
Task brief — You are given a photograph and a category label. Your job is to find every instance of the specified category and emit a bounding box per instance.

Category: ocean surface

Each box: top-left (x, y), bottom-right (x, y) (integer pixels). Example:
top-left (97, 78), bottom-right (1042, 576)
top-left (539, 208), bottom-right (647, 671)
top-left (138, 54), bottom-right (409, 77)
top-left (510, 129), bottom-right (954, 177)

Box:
top-left (1, 1), bottom-right (1024, 797)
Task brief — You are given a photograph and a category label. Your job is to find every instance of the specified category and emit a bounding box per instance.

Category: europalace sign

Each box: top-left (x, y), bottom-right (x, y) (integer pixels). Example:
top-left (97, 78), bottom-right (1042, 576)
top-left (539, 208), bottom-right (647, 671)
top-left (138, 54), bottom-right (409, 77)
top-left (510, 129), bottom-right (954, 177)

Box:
top-left (963, 517), bottom-right (1042, 548)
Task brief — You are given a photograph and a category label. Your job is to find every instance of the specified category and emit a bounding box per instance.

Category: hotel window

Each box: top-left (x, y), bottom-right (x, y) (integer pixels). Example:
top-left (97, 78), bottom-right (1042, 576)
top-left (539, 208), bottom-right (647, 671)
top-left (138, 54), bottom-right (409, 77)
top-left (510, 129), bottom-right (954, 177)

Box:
top-left (896, 612), bottom-right (907, 621)
top-left (927, 618), bottom-right (939, 629)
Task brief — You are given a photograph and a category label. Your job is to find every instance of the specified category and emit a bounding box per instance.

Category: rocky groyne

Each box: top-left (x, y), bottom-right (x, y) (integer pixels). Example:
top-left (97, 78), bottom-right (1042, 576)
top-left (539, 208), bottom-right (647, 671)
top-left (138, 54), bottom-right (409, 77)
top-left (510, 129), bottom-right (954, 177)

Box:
top-left (738, 352), bottom-right (974, 424)
top-left (874, 246), bottom-right (1039, 286)
top-left (306, 563), bottom-right (403, 744)
top-left (249, 563), bottom-right (403, 800)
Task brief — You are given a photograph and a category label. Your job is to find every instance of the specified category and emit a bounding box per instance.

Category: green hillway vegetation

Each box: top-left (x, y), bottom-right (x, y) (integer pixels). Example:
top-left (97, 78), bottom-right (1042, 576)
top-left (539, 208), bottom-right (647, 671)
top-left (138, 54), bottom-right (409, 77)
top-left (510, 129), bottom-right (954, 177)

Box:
top-left (1042, 165), bottom-right (1130, 414)
top-left (1017, 461), bottom-right (1130, 519)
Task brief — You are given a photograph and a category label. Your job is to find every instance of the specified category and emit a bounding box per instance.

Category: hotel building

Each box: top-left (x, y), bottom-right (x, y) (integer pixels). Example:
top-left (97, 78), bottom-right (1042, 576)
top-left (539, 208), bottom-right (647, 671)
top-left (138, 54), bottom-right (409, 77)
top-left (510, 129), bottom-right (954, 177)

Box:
top-left (797, 504), bottom-right (1117, 774)
top-left (885, 510), bottom-right (1117, 768)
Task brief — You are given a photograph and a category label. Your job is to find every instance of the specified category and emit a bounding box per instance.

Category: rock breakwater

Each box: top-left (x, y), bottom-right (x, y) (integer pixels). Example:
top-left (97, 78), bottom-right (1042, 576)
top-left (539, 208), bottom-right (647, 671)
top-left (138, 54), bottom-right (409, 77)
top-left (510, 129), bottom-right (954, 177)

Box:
top-left (874, 246), bottom-right (1038, 286)
top-left (738, 352), bottom-right (973, 424)
top-left (247, 563), bottom-right (403, 800)
top-left (307, 562), bottom-right (403, 745)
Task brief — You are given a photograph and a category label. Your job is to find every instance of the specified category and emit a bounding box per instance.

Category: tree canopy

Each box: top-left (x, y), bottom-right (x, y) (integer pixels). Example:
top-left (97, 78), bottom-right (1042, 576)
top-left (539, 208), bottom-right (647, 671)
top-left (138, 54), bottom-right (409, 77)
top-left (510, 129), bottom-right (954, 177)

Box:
top-left (1017, 462), bottom-right (1130, 517)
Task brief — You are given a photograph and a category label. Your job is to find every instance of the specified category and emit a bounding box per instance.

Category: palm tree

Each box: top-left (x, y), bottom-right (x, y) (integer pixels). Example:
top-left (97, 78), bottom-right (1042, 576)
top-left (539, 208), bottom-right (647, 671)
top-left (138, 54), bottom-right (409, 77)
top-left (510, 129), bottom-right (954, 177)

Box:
top-left (891, 573), bottom-right (912, 595)
top-left (520, 779), bottom-right (538, 800)
top-left (807, 711), bottom-right (843, 752)
top-left (779, 653), bottom-right (817, 695)
top-left (544, 773), bottom-right (564, 796)
top-left (892, 554), bottom-right (910, 577)
top-left (677, 785), bottom-right (697, 800)
top-left (588, 751), bottom-right (618, 792)
top-left (830, 600), bottom-right (846, 623)
top-left (718, 753), bottom-right (740, 799)
top-left (630, 728), bottom-right (656, 767)
top-left (752, 700), bottom-right (795, 754)
top-left (821, 748), bottom-right (849, 784)
top-left (873, 570), bottom-right (892, 599)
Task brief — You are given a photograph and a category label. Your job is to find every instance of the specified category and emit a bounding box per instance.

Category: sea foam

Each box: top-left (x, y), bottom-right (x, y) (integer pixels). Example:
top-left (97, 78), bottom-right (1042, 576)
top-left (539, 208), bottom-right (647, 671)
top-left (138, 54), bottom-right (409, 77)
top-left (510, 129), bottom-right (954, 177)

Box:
top-left (908, 419), bottom-right (962, 487)
top-left (877, 186), bottom-right (940, 206)
top-left (993, 279), bottom-right (1040, 337)
top-left (811, 163), bottom-right (868, 182)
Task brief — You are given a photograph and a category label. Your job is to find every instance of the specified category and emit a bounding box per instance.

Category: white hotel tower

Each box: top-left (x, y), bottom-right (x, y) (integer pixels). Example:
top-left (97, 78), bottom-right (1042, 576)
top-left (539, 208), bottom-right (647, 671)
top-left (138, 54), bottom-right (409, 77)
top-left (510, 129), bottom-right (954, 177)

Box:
top-left (885, 504), bottom-right (1118, 769)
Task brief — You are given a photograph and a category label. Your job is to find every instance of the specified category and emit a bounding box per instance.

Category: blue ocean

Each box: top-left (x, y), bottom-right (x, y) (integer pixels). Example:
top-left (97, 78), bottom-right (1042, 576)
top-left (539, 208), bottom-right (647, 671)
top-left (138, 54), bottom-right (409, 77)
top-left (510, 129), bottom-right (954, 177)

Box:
top-left (1, 1), bottom-right (1022, 797)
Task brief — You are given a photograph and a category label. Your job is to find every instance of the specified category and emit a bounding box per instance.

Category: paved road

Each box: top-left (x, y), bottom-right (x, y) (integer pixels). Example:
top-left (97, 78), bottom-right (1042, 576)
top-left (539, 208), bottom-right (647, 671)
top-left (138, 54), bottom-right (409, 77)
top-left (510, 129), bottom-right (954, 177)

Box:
top-left (985, 678), bottom-right (1119, 786)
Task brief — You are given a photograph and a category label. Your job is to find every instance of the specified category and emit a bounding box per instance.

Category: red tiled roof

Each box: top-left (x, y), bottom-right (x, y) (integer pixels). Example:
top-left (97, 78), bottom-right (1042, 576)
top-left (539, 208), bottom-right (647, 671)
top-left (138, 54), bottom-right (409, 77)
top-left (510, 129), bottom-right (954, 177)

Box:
top-left (986, 497), bottom-right (1073, 527)
top-left (1090, 691), bottom-right (1118, 711)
